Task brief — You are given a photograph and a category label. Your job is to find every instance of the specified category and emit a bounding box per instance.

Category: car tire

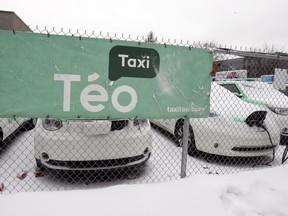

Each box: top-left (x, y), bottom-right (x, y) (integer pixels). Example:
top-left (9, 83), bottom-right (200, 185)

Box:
top-left (35, 159), bottom-right (46, 171)
top-left (174, 119), bottom-right (197, 156)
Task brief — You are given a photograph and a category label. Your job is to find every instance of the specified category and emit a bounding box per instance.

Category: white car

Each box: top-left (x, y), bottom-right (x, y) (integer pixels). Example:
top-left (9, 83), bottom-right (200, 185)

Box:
top-left (151, 82), bottom-right (280, 157)
top-left (34, 118), bottom-right (152, 173)
top-left (0, 118), bottom-right (35, 147)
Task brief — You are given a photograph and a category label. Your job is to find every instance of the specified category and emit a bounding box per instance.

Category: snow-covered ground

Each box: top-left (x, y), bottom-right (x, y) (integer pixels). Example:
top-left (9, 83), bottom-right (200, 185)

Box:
top-left (0, 128), bottom-right (286, 194)
top-left (1, 128), bottom-right (288, 215)
top-left (1, 163), bottom-right (288, 216)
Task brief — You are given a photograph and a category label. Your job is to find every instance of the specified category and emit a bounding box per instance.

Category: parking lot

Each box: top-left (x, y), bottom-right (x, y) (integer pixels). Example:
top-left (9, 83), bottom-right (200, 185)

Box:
top-left (1, 25), bottom-right (288, 195)
top-left (0, 126), bottom-right (285, 194)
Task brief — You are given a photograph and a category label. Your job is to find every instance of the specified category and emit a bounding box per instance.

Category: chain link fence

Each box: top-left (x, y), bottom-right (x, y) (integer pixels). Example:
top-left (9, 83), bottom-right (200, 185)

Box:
top-left (1, 26), bottom-right (288, 193)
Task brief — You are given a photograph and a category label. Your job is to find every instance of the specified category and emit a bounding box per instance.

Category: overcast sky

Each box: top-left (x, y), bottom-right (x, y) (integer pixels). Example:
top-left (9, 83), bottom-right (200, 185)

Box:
top-left (2, 0), bottom-right (288, 51)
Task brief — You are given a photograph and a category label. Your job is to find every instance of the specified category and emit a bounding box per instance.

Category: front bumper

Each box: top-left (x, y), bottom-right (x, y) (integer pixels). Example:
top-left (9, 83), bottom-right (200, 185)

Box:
top-left (37, 153), bottom-right (151, 171)
top-left (192, 118), bottom-right (280, 157)
top-left (34, 120), bottom-right (153, 162)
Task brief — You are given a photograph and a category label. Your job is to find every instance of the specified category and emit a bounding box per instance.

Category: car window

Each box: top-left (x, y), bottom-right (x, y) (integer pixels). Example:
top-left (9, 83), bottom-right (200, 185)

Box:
top-left (220, 84), bottom-right (241, 95)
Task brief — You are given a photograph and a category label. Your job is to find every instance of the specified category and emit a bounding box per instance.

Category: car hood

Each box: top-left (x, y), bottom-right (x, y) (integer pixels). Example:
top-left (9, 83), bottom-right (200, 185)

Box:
top-left (211, 82), bottom-right (268, 120)
top-left (239, 82), bottom-right (288, 108)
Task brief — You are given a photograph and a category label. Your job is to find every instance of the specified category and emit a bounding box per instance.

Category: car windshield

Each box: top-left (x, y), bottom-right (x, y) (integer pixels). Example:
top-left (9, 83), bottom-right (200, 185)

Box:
top-left (220, 84), bottom-right (242, 95)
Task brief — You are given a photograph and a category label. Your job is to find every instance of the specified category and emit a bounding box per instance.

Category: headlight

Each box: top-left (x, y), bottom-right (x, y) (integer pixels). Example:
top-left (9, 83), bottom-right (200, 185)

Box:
top-left (42, 118), bottom-right (63, 131)
top-left (267, 106), bottom-right (288, 116)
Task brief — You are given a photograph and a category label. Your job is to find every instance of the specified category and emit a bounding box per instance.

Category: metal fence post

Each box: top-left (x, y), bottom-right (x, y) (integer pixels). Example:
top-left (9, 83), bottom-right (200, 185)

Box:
top-left (180, 117), bottom-right (189, 178)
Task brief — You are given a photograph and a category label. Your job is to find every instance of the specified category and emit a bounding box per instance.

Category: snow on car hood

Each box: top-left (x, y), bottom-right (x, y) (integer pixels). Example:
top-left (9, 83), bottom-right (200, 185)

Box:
top-left (239, 81), bottom-right (288, 108)
top-left (211, 82), bottom-right (267, 120)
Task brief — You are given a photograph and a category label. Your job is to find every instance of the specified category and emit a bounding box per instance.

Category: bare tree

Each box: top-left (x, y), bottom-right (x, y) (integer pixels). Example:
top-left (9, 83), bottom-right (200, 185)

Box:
top-left (262, 42), bottom-right (277, 53)
top-left (145, 31), bottom-right (157, 43)
top-left (203, 41), bottom-right (219, 49)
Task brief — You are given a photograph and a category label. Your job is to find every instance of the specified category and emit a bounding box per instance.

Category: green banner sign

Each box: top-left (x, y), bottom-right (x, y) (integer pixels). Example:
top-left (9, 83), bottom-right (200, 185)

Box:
top-left (0, 30), bottom-right (212, 119)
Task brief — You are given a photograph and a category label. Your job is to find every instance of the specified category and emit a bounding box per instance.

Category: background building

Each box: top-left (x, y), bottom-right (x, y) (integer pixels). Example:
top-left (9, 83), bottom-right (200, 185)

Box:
top-left (0, 10), bottom-right (31, 32)
top-left (213, 49), bottom-right (288, 78)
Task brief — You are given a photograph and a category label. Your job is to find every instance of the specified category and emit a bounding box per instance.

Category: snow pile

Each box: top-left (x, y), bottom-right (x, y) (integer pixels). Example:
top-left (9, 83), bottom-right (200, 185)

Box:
top-left (1, 165), bottom-right (288, 216)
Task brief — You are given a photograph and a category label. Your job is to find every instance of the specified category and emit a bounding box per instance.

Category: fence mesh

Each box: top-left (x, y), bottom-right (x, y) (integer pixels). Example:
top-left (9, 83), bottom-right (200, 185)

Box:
top-left (1, 26), bottom-right (288, 193)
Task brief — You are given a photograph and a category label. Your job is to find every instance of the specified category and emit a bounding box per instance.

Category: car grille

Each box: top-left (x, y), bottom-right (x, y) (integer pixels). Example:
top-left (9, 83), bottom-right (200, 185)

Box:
top-left (231, 145), bottom-right (276, 152)
top-left (46, 154), bottom-right (145, 169)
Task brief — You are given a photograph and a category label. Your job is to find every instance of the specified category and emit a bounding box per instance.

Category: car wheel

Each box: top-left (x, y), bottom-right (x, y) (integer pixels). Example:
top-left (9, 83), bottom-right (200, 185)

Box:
top-left (174, 119), bottom-right (197, 156)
